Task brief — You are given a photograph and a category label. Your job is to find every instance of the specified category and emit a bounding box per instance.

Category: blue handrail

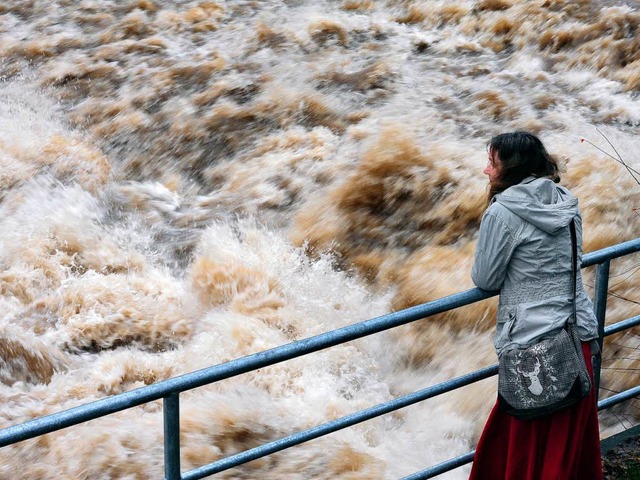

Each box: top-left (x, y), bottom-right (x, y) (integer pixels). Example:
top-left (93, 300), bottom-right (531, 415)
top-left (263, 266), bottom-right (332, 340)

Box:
top-left (1, 237), bottom-right (639, 480)
top-left (183, 365), bottom-right (500, 480)
top-left (0, 287), bottom-right (496, 448)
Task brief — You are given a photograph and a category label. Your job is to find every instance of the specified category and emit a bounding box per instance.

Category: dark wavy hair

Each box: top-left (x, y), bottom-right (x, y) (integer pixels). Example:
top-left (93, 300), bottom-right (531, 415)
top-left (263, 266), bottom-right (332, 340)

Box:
top-left (487, 131), bottom-right (561, 202)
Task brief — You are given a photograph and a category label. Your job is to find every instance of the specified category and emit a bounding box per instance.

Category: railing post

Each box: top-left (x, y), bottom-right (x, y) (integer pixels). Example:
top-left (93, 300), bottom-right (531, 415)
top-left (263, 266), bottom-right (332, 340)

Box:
top-left (593, 260), bottom-right (610, 397)
top-left (164, 393), bottom-right (181, 480)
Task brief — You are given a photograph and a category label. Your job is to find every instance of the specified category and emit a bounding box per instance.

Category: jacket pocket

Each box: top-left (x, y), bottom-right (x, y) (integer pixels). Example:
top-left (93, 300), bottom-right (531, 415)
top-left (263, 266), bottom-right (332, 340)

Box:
top-left (494, 311), bottom-right (516, 351)
top-left (510, 296), bottom-right (572, 346)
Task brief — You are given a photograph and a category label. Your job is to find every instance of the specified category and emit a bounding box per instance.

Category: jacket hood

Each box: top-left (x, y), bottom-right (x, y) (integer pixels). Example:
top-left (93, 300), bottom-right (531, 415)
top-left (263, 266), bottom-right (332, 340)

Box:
top-left (493, 177), bottom-right (578, 235)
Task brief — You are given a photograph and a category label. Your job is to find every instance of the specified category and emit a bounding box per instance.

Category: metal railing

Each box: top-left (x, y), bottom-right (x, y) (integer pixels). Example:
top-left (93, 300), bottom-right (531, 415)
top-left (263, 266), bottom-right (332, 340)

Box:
top-left (1, 238), bottom-right (639, 480)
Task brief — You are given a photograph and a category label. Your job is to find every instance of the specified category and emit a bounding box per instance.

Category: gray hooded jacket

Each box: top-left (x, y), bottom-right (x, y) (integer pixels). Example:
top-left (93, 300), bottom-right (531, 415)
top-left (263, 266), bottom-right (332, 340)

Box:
top-left (471, 176), bottom-right (598, 355)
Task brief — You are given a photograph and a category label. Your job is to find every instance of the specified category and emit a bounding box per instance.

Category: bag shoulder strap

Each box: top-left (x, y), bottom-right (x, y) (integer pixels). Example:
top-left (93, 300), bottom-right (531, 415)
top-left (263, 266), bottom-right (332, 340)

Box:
top-left (569, 219), bottom-right (577, 325)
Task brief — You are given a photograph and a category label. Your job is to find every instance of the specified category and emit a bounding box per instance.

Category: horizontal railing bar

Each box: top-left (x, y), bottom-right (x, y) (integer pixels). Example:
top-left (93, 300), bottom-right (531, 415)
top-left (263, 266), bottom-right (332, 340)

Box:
top-left (0, 238), bottom-right (637, 454)
top-left (187, 313), bottom-right (640, 480)
top-left (400, 451), bottom-right (476, 480)
top-left (598, 385), bottom-right (640, 411)
top-left (581, 238), bottom-right (640, 267)
top-left (0, 289), bottom-right (495, 447)
top-left (604, 315), bottom-right (640, 337)
top-left (403, 384), bottom-right (640, 480)
top-left (181, 365), bottom-right (499, 480)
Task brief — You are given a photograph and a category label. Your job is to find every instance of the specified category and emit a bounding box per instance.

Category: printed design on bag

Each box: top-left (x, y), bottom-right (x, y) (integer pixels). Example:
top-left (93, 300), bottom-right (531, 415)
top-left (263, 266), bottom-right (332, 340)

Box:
top-left (517, 357), bottom-right (543, 395)
top-left (508, 341), bottom-right (563, 407)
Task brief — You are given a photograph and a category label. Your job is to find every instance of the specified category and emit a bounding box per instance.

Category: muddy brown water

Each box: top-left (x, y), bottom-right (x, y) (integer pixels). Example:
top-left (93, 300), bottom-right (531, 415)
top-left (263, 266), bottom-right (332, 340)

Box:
top-left (0, 1), bottom-right (639, 478)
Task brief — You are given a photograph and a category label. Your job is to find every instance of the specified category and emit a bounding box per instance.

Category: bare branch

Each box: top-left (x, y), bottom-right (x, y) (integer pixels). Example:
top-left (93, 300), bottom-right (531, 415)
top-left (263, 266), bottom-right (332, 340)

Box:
top-left (581, 130), bottom-right (640, 185)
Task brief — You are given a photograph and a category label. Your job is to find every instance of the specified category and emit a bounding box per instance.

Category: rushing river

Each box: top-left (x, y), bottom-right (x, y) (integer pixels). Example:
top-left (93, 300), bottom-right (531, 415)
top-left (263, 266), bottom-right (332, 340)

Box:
top-left (1, 0), bottom-right (639, 478)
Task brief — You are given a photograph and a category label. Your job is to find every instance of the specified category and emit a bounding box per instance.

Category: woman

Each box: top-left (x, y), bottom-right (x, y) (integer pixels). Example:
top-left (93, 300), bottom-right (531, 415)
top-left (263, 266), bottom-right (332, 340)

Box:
top-left (469, 131), bottom-right (602, 479)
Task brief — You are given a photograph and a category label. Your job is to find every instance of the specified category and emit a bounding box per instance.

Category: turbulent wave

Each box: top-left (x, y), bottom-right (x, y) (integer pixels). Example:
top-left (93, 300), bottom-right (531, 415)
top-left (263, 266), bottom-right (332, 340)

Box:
top-left (0, 0), bottom-right (639, 478)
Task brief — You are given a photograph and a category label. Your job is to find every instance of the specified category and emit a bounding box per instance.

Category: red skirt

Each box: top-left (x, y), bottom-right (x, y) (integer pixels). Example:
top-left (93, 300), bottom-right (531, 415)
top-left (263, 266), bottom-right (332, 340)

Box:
top-left (469, 343), bottom-right (603, 480)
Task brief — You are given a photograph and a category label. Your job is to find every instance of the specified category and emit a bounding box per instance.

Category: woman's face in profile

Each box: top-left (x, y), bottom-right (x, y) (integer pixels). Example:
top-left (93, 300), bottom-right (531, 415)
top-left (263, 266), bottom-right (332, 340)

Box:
top-left (484, 149), bottom-right (500, 182)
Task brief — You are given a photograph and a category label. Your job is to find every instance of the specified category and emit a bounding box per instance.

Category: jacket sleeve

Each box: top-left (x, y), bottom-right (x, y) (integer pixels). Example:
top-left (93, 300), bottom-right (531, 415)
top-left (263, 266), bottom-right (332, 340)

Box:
top-left (471, 211), bottom-right (518, 291)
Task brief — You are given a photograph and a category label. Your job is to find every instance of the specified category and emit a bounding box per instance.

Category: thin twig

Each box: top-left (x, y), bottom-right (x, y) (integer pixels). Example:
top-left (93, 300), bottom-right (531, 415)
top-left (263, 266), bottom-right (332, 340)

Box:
top-left (606, 290), bottom-right (640, 306)
top-left (609, 261), bottom-right (640, 278)
top-left (609, 342), bottom-right (640, 352)
top-left (611, 412), bottom-right (632, 430)
top-left (609, 266), bottom-right (640, 289)
top-left (583, 282), bottom-right (640, 305)
top-left (596, 127), bottom-right (640, 186)
top-left (580, 138), bottom-right (640, 185)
